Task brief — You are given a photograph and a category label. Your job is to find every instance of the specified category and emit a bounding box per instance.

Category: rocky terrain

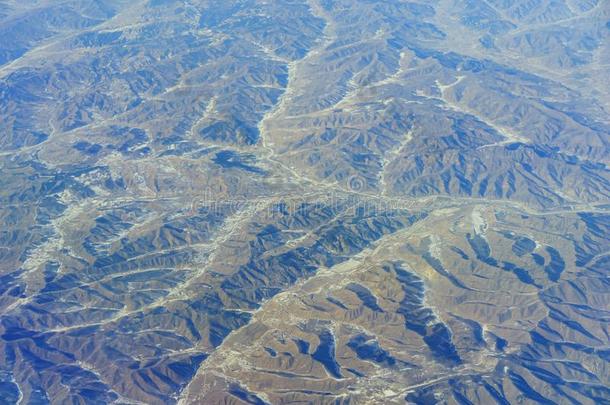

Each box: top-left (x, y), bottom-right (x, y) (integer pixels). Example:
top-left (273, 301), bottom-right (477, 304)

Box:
top-left (0, 0), bottom-right (608, 404)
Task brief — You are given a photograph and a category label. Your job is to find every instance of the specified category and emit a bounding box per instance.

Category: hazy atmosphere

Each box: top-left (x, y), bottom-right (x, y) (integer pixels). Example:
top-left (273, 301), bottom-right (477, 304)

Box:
top-left (0, 0), bottom-right (609, 404)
